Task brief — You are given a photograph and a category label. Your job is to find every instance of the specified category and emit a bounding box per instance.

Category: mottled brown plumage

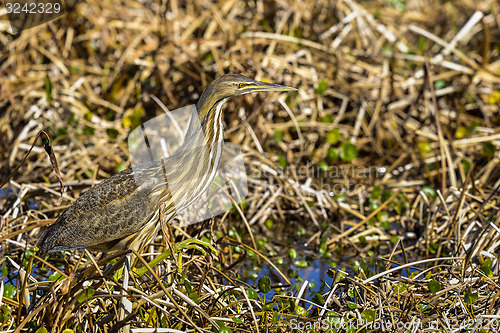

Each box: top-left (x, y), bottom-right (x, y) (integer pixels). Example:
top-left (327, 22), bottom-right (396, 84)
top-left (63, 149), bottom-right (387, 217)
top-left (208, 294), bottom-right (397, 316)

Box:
top-left (37, 74), bottom-right (296, 254)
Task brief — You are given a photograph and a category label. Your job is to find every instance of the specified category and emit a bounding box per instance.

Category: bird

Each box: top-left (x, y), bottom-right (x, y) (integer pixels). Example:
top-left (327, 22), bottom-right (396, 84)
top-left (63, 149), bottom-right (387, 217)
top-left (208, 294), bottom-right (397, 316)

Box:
top-left (37, 74), bottom-right (297, 255)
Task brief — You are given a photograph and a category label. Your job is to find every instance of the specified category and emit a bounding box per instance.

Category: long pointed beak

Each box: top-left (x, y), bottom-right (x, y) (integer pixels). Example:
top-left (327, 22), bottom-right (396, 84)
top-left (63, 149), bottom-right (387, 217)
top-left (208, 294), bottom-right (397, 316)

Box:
top-left (246, 81), bottom-right (298, 93)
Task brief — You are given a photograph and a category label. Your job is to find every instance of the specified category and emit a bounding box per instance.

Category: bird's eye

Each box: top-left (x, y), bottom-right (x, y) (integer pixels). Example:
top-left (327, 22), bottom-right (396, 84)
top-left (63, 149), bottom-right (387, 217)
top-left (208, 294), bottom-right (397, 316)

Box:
top-left (238, 83), bottom-right (246, 89)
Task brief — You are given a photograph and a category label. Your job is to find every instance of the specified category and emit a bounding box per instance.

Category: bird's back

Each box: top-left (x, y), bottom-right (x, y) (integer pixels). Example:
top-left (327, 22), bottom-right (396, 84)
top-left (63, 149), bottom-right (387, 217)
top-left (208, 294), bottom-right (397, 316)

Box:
top-left (37, 166), bottom-right (160, 253)
top-left (37, 138), bottom-right (222, 253)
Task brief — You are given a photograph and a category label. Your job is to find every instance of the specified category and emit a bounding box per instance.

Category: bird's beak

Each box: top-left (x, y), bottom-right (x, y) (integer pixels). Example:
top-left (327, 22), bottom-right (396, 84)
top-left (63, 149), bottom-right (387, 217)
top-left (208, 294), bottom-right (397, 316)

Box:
top-left (244, 81), bottom-right (298, 94)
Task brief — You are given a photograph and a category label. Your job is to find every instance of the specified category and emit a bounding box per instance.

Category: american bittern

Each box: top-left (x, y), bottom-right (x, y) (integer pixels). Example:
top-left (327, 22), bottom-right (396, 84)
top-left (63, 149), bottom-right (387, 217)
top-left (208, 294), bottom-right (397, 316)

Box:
top-left (37, 74), bottom-right (296, 254)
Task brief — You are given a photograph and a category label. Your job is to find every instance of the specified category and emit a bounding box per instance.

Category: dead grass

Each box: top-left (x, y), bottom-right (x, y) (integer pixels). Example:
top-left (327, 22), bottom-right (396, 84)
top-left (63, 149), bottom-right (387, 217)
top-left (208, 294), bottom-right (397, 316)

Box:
top-left (1, 0), bottom-right (500, 331)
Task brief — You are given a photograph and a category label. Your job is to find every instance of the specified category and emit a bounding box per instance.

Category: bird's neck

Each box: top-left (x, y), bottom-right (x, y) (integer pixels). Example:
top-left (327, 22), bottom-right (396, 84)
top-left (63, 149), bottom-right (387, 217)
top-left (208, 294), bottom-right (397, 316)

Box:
top-left (181, 98), bottom-right (228, 151)
top-left (165, 98), bottom-right (227, 213)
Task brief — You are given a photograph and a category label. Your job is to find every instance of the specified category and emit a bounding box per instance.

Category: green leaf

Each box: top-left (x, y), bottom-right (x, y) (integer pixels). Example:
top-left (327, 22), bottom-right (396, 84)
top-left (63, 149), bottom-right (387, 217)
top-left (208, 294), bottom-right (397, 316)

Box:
top-left (481, 258), bottom-right (494, 278)
top-left (123, 107), bottom-right (145, 129)
top-left (1, 263), bottom-right (8, 276)
top-left (3, 285), bottom-right (16, 299)
top-left (317, 161), bottom-right (328, 172)
top-left (106, 128), bottom-right (120, 139)
top-left (70, 66), bottom-right (81, 74)
top-left (462, 159), bottom-right (471, 174)
top-left (381, 190), bottom-right (394, 203)
top-left (256, 238), bottom-right (266, 250)
top-left (262, 302), bottom-right (275, 311)
top-left (323, 311), bottom-right (341, 329)
top-left (335, 268), bottom-right (346, 283)
top-left (464, 288), bottom-right (478, 304)
top-left (361, 309), bottom-right (376, 322)
top-left (272, 311), bottom-right (279, 325)
top-left (434, 80), bottom-right (446, 89)
top-left (428, 242), bottom-right (439, 254)
top-left (312, 293), bottom-right (325, 305)
top-left (84, 111), bottom-right (94, 121)
top-left (61, 330), bottom-right (74, 333)
top-left (295, 305), bottom-right (308, 316)
top-left (428, 280), bottom-right (441, 293)
top-left (455, 126), bottom-right (468, 139)
top-left (189, 292), bottom-right (199, 304)
top-left (316, 79), bottom-right (328, 95)
top-left (394, 282), bottom-right (406, 292)
top-left (294, 260), bottom-right (308, 268)
top-left (265, 219), bottom-right (274, 229)
top-left (360, 259), bottom-right (371, 277)
top-left (56, 127), bottom-right (68, 137)
top-left (277, 152), bottom-right (288, 168)
top-left (381, 220), bottom-right (390, 230)
top-left (320, 114), bottom-right (333, 123)
top-left (368, 199), bottom-right (379, 212)
top-left (288, 249), bottom-right (298, 260)
top-left (334, 193), bottom-right (347, 203)
top-left (183, 279), bottom-right (193, 294)
top-left (258, 276), bottom-right (271, 293)
top-left (217, 322), bottom-right (233, 333)
top-left (417, 141), bottom-right (432, 155)
top-left (347, 301), bottom-right (357, 309)
top-left (371, 185), bottom-right (381, 200)
top-left (319, 240), bottom-right (327, 257)
top-left (273, 130), bottom-right (285, 142)
top-left (83, 125), bottom-right (95, 136)
top-left (483, 142), bottom-right (496, 156)
top-left (327, 147), bottom-right (338, 162)
top-left (418, 36), bottom-right (427, 53)
top-left (468, 121), bottom-right (480, 133)
top-left (45, 76), bottom-right (52, 102)
top-left (36, 328), bottom-right (48, 333)
top-left (340, 141), bottom-right (358, 162)
top-left (418, 301), bottom-right (430, 312)
top-left (246, 288), bottom-right (258, 299)
top-left (273, 130), bottom-right (284, 142)
top-left (421, 186), bottom-right (437, 201)
top-left (77, 287), bottom-right (95, 303)
top-left (377, 211), bottom-right (389, 222)
top-left (488, 91), bottom-right (500, 104)
top-left (326, 128), bottom-right (341, 144)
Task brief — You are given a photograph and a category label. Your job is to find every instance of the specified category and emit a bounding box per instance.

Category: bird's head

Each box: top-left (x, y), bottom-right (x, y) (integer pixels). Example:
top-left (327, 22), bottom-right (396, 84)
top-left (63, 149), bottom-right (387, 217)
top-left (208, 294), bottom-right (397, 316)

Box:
top-left (196, 73), bottom-right (297, 118)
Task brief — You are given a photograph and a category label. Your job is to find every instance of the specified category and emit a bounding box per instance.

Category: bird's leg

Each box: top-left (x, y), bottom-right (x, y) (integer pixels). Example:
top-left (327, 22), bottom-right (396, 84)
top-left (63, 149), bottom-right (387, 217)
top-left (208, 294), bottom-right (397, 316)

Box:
top-left (119, 254), bottom-right (133, 333)
top-left (132, 238), bottom-right (218, 277)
